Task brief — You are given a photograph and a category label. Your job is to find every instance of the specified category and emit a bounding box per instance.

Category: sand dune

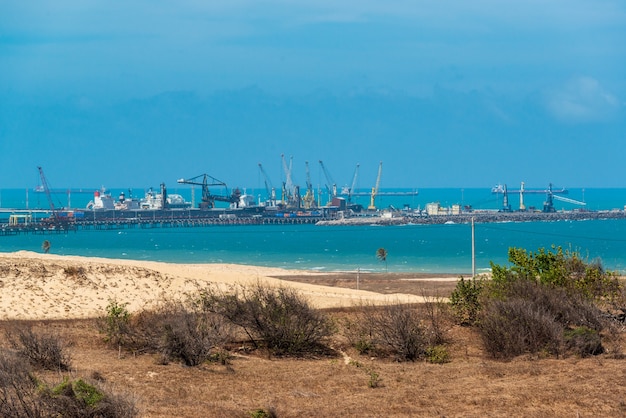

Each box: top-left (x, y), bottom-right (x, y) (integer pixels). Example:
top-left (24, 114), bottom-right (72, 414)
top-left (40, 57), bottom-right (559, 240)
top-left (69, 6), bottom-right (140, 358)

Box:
top-left (0, 251), bottom-right (427, 320)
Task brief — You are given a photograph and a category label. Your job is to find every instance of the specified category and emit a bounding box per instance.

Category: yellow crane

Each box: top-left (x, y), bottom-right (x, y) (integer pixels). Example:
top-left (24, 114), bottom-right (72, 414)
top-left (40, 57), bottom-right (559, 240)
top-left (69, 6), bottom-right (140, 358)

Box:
top-left (302, 161), bottom-right (317, 209)
top-left (368, 161), bottom-right (383, 211)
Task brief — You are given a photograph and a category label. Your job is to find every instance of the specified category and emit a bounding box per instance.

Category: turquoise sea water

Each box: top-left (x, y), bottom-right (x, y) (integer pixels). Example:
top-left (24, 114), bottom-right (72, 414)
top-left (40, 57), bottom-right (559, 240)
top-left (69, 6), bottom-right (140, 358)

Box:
top-left (2, 187), bottom-right (626, 274)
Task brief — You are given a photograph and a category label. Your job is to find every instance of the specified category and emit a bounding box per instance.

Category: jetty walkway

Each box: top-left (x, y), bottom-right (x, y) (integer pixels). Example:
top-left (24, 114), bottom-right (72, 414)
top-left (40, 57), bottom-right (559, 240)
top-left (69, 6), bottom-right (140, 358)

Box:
top-left (0, 214), bottom-right (322, 236)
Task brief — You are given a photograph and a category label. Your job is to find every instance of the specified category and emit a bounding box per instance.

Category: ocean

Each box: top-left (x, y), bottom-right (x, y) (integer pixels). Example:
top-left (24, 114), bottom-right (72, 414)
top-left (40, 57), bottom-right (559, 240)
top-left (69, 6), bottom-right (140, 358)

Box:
top-left (2, 187), bottom-right (626, 274)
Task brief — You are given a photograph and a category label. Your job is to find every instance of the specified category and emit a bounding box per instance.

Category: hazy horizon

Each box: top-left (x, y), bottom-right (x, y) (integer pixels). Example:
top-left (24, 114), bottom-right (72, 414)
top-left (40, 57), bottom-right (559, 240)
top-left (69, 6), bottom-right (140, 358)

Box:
top-left (2, 2), bottom-right (624, 189)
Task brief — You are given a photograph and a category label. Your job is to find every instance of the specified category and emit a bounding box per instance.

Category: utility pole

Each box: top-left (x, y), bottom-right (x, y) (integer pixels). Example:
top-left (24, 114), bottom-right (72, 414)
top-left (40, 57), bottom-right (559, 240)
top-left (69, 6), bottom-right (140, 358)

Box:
top-left (471, 217), bottom-right (476, 277)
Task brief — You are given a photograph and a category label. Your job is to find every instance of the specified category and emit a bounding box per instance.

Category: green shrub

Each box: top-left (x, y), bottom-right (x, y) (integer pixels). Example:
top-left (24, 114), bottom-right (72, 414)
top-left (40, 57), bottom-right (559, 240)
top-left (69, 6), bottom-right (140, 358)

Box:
top-left (99, 300), bottom-right (132, 348)
top-left (426, 345), bottom-right (450, 364)
top-left (492, 247), bottom-right (621, 300)
top-left (449, 276), bottom-right (484, 325)
top-left (249, 407), bottom-right (277, 418)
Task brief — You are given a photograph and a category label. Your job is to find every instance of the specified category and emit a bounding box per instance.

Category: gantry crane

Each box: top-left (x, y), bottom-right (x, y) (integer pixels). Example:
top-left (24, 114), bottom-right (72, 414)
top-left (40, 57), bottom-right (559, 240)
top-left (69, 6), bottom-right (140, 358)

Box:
top-left (493, 182), bottom-right (572, 212)
top-left (177, 174), bottom-right (236, 209)
top-left (368, 161), bottom-right (383, 211)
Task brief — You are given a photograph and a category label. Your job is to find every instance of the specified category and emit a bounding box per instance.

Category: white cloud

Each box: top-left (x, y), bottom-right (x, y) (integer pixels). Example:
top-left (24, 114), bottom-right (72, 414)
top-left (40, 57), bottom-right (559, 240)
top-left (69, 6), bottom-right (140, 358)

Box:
top-left (545, 77), bottom-right (621, 123)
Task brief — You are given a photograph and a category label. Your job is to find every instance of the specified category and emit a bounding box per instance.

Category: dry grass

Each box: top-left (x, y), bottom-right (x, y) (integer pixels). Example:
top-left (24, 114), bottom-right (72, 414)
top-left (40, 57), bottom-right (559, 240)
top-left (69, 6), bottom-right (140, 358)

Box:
top-left (1, 275), bottom-right (625, 417)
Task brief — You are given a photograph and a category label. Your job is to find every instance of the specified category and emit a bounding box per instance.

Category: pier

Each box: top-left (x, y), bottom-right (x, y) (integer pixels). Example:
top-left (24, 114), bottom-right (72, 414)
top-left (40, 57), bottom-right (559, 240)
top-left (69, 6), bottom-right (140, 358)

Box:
top-left (0, 213), bottom-right (324, 235)
top-left (3, 206), bottom-right (626, 236)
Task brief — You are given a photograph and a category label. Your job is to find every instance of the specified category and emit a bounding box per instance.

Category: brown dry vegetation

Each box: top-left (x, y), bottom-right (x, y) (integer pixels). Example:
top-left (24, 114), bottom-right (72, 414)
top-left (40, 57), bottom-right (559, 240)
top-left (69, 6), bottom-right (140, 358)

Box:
top-left (1, 274), bottom-right (625, 417)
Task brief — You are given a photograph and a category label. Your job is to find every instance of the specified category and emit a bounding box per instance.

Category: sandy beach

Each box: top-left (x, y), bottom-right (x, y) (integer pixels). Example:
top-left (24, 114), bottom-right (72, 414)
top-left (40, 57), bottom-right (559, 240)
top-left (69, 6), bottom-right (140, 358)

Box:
top-left (0, 251), bottom-right (440, 320)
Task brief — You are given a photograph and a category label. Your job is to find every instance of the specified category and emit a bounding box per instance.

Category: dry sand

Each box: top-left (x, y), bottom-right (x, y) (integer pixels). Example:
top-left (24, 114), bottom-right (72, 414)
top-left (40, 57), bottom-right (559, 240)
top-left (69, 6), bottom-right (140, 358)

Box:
top-left (0, 251), bottom-right (436, 320)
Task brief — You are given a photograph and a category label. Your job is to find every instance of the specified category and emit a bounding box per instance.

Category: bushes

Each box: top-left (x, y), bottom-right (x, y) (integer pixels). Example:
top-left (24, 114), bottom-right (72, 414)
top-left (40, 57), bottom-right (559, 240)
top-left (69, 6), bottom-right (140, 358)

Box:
top-left (5, 325), bottom-right (71, 371)
top-left (0, 332), bottom-right (138, 418)
top-left (199, 282), bottom-right (334, 356)
top-left (157, 302), bottom-right (233, 366)
top-left (343, 301), bottom-right (449, 362)
top-left (369, 303), bottom-right (426, 361)
top-left (101, 282), bottom-right (334, 361)
top-left (452, 246), bottom-right (624, 360)
top-left (98, 299), bottom-right (234, 365)
top-left (479, 297), bottom-right (564, 358)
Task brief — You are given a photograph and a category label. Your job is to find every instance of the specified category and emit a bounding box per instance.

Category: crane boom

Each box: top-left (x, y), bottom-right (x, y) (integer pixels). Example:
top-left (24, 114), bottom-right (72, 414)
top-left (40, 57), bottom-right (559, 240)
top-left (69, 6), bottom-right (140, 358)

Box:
top-left (258, 163), bottom-right (276, 205)
top-left (37, 167), bottom-right (57, 216)
top-left (318, 160), bottom-right (337, 202)
top-left (281, 154), bottom-right (295, 201)
top-left (553, 195), bottom-right (586, 206)
top-left (349, 163), bottom-right (359, 202)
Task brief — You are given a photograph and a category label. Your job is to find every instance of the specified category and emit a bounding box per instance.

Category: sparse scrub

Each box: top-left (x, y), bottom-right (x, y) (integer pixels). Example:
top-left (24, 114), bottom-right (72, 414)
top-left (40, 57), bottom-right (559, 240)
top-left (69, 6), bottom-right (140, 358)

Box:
top-left (158, 301), bottom-right (233, 366)
top-left (199, 282), bottom-right (334, 356)
top-left (0, 349), bottom-right (138, 417)
top-left (371, 302), bottom-right (426, 361)
top-left (348, 359), bottom-right (382, 388)
top-left (479, 297), bottom-right (565, 359)
top-left (341, 308), bottom-right (378, 356)
top-left (98, 298), bottom-right (235, 366)
top-left (5, 324), bottom-right (71, 371)
top-left (421, 292), bottom-right (448, 345)
top-left (63, 266), bottom-right (86, 278)
top-left (346, 301), bottom-right (427, 361)
top-left (0, 350), bottom-right (42, 417)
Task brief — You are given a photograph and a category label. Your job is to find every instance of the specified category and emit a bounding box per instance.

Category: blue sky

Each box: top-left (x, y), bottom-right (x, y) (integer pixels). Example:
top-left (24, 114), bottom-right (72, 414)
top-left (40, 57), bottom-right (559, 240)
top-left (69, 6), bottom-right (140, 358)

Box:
top-left (1, 1), bottom-right (624, 192)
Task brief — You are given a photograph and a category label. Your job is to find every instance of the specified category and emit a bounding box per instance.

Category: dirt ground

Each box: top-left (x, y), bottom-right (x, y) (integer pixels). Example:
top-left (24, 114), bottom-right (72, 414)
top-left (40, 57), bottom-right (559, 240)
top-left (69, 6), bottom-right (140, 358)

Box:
top-left (272, 272), bottom-right (461, 298)
top-left (2, 275), bottom-right (625, 418)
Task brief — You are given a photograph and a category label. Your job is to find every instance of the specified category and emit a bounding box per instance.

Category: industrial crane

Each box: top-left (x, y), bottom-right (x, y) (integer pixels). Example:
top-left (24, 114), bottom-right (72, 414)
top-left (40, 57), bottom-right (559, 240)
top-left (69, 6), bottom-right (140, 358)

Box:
top-left (346, 163), bottom-right (360, 203)
top-left (281, 154), bottom-right (297, 206)
top-left (37, 166), bottom-right (60, 222)
top-left (318, 160), bottom-right (337, 204)
top-left (544, 183), bottom-right (586, 212)
top-left (177, 174), bottom-right (237, 209)
top-left (258, 163), bottom-right (277, 206)
top-left (368, 161), bottom-right (383, 211)
top-left (302, 161), bottom-right (317, 209)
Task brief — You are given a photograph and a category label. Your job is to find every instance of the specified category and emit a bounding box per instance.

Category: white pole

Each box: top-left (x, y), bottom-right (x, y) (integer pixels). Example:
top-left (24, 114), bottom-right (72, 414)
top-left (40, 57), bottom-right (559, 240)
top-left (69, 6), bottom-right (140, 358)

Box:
top-left (471, 217), bottom-right (476, 277)
top-left (357, 267), bottom-right (360, 290)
